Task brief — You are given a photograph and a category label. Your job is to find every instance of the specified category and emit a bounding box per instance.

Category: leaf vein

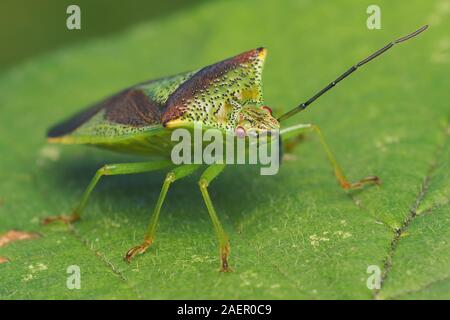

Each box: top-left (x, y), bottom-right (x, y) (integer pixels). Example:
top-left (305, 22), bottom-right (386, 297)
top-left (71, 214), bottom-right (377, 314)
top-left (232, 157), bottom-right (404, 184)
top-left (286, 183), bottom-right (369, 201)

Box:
top-left (374, 122), bottom-right (449, 299)
top-left (68, 225), bottom-right (142, 299)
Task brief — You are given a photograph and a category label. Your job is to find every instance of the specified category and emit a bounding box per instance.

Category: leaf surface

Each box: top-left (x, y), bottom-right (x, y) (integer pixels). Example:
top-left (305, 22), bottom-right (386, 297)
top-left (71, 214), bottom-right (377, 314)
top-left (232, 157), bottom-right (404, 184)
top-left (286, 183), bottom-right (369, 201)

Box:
top-left (0, 0), bottom-right (448, 299)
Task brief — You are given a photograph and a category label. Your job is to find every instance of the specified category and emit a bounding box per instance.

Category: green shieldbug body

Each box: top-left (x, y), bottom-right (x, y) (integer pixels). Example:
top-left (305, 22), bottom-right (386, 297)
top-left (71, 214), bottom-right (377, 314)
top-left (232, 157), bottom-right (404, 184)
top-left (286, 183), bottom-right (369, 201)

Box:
top-left (44, 26), bottom-right (427, 271)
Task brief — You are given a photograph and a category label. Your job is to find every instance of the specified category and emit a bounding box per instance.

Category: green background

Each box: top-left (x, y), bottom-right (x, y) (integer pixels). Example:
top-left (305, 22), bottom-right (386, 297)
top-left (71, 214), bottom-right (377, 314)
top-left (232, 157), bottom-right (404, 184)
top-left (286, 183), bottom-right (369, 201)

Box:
top-left (0, 0), bottom-right (449, 299)
top-left (0, 0), bottom-right (206, 71)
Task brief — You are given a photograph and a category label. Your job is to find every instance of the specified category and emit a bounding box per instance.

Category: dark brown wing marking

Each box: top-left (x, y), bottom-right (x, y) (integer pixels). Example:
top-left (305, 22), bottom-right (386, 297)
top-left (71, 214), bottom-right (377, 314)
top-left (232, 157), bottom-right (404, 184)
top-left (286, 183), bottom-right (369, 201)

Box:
top-left (47, 89), bottom-right (162, 138)
top-left (104, 90), bottom-right (161, 126)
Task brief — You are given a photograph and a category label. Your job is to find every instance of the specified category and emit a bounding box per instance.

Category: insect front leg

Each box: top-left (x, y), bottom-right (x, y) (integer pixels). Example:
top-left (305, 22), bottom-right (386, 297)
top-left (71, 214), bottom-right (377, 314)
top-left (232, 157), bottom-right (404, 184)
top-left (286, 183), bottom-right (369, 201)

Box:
top-left (42, 160), bottom-right (173, 225)
top-left (124, 164), bottom-right (202, 263)
top-left (280, 124), bottom-right (381, 189)
top-left (197, 164), bottom-right (230, 272)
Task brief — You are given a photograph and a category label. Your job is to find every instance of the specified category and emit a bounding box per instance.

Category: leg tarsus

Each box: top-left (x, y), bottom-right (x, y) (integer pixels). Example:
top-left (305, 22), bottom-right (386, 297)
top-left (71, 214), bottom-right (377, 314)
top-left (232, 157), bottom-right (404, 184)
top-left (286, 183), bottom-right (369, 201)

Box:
top-left (342, 175), bottom-right (381, 190)
top-left (41, 211), bottom-right (80, 225)
top-left (220, 243), bottom-right (231, 272)
top-left (124, 239), bottom-right (152, 263)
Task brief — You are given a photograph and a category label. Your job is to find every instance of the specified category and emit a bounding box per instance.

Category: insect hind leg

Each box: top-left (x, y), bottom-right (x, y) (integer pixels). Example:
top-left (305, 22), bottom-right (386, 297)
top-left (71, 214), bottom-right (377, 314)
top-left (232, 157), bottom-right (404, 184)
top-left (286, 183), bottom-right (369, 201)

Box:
top-left (42, 160), bottom-right (173, 225)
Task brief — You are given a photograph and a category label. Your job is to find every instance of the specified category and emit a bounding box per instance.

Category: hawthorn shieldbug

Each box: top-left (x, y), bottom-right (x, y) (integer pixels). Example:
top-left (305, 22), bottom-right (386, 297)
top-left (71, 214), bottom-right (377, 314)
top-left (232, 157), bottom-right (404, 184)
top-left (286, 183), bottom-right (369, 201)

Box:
top-left (44, 25), bottom-right (427, 271)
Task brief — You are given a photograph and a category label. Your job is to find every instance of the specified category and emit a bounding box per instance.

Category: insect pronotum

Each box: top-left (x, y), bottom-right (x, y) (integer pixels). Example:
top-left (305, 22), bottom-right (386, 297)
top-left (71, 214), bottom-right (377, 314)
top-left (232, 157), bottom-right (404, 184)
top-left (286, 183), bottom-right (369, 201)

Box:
top-left (44, 25), bottom-right (428, 271)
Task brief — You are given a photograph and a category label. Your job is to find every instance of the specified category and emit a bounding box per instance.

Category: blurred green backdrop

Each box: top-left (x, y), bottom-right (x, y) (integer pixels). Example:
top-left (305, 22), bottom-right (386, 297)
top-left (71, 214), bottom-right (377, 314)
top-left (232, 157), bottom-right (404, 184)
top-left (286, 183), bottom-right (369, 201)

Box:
top-left (0, 0), bottom-right (207, 71)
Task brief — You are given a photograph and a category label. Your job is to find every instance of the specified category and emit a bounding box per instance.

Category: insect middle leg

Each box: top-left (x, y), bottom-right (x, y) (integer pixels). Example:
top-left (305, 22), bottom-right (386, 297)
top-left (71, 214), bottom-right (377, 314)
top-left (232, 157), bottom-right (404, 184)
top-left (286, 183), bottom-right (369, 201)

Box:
top-left (42, 160), bottom-right (173, 224)
top-left (280, 124), bottom-right (380, 189)
top-left (124, 164), bottom-right (202, 262)
top-left (197, 164), bottom-right (230, 272)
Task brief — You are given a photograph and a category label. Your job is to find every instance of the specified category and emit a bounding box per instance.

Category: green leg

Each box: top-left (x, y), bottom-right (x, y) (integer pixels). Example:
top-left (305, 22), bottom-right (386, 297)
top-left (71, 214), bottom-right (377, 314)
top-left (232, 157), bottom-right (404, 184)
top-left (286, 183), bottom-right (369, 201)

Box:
top-left (42, 160), bottom-right (173, 225)
top-left (197, 164), bottom-right (230, 272)
top-left (124, 164), bottom-right (201, 262)
top-left (281, 124), bottom-right (381, 189)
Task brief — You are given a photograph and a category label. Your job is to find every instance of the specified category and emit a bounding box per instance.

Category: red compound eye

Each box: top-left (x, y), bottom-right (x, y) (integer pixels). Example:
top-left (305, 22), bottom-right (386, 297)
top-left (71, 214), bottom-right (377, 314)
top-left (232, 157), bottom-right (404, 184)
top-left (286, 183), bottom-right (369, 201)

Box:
top-left (261, 105), bottom-right (272, 115)
top-left (235, 126), bottom-right (246, 138)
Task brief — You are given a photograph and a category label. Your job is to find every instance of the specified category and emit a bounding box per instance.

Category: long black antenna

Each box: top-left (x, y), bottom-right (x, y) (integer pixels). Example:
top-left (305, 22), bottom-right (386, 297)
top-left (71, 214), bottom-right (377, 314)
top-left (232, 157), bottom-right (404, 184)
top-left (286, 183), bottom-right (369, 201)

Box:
top-left (277, 25), bottom-right (428, 122)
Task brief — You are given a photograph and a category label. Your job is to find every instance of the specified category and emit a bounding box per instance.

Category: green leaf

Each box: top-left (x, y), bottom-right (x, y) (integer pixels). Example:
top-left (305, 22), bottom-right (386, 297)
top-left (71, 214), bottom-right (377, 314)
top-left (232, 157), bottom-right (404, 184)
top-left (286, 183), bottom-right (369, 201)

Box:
top-left (0, 0), bottom-right (448, 299)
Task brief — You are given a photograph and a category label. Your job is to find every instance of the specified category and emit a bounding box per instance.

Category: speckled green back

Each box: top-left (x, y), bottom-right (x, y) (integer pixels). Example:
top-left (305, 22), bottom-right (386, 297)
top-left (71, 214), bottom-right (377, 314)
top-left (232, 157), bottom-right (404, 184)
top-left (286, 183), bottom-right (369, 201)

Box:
top-left (47, 48), bottom-right (266, 146)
